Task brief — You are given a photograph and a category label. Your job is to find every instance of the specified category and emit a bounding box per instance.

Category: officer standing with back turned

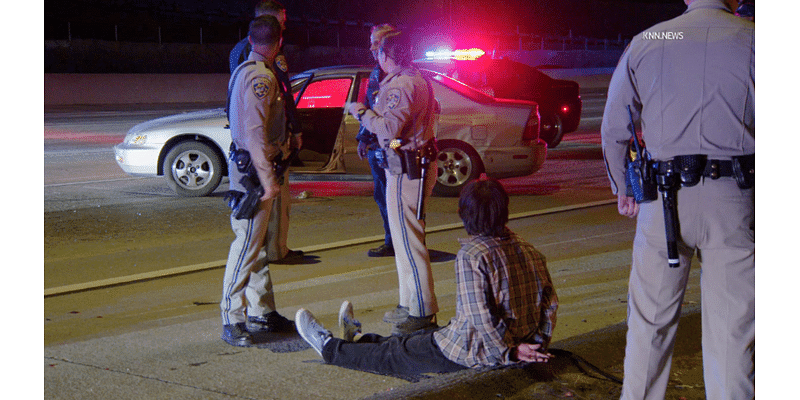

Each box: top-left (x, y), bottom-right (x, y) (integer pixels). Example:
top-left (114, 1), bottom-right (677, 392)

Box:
top-left (601, 1), bottom-right (754, 399)
top-left (221, 15), bottom-right (295, 347)
top-left (230, 0), bottom-right (303, 263)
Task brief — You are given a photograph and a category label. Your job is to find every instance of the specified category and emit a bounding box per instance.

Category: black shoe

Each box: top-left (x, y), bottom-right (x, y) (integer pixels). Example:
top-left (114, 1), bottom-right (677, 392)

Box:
top-left (246, 311), bottom-right (296, 333)
top-left (368, 244), bottom-right (394, 257)
top-left (269, 249), bottom-right (305, 264)
top-left (284, 249), bottom-right (305, 259)
top-left (391, 314), bottom-right (438, 336)
top-left (222, 323), bottom-right (253, 347)
top-left (383, 305), bottom-right (409, 323)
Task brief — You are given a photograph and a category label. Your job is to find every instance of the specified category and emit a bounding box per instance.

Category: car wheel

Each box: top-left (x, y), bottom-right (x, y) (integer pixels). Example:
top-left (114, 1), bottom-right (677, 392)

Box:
top-left (541, 114), bottom-right (564, 148)
top-left (433, 141), bottom-right (483, 197)
top-left (163, 141), bottom-right (223, 197)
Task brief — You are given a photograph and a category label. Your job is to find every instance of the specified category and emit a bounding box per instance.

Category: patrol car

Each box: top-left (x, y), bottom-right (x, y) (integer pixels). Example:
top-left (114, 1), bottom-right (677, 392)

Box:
top-left (114, 66), bottom-right (547, 197)
top-left (414, 49), bottom-right (582, 148)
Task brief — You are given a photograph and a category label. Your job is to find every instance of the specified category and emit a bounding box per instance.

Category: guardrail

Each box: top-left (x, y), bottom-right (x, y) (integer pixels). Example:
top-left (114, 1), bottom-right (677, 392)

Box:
top-left (45, 15), bottom-right (628, 52)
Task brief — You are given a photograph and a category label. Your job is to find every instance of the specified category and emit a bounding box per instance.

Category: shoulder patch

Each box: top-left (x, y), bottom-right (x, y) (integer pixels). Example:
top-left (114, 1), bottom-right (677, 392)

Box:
top-left (252, 77), bottom-right (270, 100)
top-left (275, 55), bottom-right (289, 73)
top-left (386, 88), bottom-right (402, 109)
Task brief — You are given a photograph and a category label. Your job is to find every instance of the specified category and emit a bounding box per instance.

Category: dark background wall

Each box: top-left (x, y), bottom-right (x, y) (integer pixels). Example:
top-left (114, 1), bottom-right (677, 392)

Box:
top-left (44, 0), bottom-right (686, 74)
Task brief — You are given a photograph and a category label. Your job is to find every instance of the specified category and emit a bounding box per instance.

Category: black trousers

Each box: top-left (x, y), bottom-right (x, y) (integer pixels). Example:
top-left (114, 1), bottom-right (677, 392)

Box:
top-left (321, 330), bottom-right (467, 376)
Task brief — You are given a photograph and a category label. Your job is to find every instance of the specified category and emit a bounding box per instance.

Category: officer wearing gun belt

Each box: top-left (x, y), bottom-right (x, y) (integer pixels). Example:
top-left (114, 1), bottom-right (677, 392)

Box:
top-left (601, 1), bottom-right (754, 399)
top-left (220, 15), bottom-right (295, 347)
top-left (230, 0), bottom-right (303, 263)
top-left (348, 30), bottom-right (440, 335)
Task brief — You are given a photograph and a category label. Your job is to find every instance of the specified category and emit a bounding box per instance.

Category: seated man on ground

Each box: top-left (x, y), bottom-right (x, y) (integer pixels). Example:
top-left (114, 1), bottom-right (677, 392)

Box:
top-left (296, 178), bottom-right (559, 375)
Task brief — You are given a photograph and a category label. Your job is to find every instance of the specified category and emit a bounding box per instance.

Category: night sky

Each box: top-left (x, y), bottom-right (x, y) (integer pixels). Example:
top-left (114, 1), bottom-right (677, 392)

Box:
top-left (44, 0), bottom-right (689, 40)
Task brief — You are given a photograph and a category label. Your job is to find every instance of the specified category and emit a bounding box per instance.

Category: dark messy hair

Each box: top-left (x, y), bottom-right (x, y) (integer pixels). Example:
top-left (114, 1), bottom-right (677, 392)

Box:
top-left (458, 178), bottom-right (509, 237)
top-left (255, 0), bottom-right (285, 17)
top-left (379, 30), bottom-right (413, 67)
top-left (249, 15), bottom-right (282, 46)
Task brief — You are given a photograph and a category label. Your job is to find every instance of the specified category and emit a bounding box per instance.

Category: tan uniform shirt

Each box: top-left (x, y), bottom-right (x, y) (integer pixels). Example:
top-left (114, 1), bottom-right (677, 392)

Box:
top-left (228, 52), bottom-right (287, 192)
top-left (360, 67), bottom-right (434, 149)
top-left (601, 0), bottom-right (755, 194)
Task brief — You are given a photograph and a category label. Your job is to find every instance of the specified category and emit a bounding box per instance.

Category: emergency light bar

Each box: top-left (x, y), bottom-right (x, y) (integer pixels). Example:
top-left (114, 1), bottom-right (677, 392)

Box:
top-left (424, 48), bottom-right (486, 61)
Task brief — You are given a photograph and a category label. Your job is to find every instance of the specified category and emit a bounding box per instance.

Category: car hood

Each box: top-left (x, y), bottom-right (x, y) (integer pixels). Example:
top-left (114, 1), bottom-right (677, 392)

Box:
top-left (127, 108), bottom-right (227, 136)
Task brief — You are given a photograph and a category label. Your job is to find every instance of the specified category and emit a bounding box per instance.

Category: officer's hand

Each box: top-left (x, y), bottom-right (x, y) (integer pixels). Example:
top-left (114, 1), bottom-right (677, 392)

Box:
top-left (291, 134), bottom-right (302, 150)
top-left (617, 194), bottom-right (639, 218)
top-left (513, 343), bottom-right (552, 363)
top-left (348, 102), bottom-right (367, 119)
top-left (357, 141), bottom-right (368, 160)
top-left (261, 181), bottom-right (281, 202)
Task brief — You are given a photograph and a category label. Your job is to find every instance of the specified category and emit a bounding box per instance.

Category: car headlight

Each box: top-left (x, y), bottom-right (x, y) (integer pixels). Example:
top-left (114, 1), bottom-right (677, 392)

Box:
top-left (127, 135), bottom-right (148, 145)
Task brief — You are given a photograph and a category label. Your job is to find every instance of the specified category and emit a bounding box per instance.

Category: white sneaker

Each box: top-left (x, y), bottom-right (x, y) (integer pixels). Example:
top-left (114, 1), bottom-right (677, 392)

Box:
top-left (338, 301), bottom-right (362, 342)
top-left (295, 308), bottom-right (332, 357)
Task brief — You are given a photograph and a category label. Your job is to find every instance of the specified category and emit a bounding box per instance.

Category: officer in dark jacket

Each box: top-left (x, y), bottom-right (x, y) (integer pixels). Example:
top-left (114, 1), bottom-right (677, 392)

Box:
top-left (356, 24), bottom-right (397, 257)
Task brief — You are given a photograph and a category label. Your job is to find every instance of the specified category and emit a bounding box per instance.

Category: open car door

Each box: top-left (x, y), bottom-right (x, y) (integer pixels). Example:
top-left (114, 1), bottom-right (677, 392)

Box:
top-left (291, 76), bottom-right (352, 173)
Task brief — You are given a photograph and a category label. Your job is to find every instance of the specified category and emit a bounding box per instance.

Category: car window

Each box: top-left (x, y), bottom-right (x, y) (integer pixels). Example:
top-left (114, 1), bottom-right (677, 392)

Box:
top-left (295, 78), bottom-right (352, 109)
top-left (420, 69), bottom-right (494, 104)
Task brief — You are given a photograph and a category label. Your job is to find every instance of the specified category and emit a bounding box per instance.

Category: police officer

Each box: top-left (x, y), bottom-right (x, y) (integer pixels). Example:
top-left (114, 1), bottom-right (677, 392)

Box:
top-left (348, 31), bottom-right (439, 335)
top-left (221, 15), bottom-right (294, 347)
top-left (601, 1), bottom-right (754, 399)
top-left (735, 0), bottom-right (754, 21)
top-left (356, 24), bottom-right (397, 258)
top-left (230, 0), bottom-right (303, 263)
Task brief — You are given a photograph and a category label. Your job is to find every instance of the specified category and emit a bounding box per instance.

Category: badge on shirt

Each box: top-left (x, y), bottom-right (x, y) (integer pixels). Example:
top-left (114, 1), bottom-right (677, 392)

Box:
top-left (252, 77), bottom-right (269, 100)
top-left (386, 88), bottom-right (402, 109)
top-left (275, 55), bottom-right (289, 73)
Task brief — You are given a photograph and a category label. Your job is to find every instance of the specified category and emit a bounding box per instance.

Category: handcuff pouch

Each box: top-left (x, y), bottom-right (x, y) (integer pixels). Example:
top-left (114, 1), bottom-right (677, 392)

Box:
top-left (673, 154), bottom-right (706, 187)
top-left (732, 154), bottom-right (755, 189)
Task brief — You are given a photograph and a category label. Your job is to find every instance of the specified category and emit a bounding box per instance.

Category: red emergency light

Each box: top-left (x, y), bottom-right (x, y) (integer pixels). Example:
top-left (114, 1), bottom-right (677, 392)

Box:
top-left (424, 48), bottom-right (486, 61)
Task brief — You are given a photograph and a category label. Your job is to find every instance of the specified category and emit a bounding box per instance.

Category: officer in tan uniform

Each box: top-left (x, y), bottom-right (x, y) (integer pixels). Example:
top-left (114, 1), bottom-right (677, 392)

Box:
top-left (230, 0), bottom-right (303, 263)
top-left (601, 1), bottom-right (754, 398)
top-left (348, 30), bottom-right (439, 335)
top-left (220, 15), bottom-right (295, 347)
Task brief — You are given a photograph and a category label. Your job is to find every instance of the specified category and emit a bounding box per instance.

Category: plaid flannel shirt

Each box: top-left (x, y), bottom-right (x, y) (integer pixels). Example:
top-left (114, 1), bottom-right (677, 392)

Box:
top-left (433, 230), bottom-right (558, 368)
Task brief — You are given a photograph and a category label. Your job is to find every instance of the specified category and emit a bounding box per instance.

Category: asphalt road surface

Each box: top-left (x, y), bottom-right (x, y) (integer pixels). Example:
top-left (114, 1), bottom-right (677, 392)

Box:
top-left (43, 88), bottom-right (712, 399)
top-left (46, 88), bottom-right (674, 346)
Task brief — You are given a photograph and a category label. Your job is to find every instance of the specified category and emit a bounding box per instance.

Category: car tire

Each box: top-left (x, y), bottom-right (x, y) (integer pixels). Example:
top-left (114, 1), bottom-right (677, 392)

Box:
top-left (541, 114), bottom-right (564, 148)
top-left (433, 141), bottom-right (483, 197)
top-left (163, 141), bottom-right (223, 197)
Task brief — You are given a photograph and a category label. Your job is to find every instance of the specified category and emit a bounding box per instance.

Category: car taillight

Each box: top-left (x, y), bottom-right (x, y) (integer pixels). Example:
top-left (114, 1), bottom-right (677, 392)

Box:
top-left (522, 110), bottom-right (540, 145)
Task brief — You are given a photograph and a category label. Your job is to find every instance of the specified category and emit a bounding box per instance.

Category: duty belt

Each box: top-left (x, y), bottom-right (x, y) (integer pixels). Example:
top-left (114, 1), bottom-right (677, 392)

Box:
top-left (653, 154), bottom-right (754, 189)
top-left (650, 154), bottom-right (754, 269)
top-left (654, 157), bottom-right (734, 180)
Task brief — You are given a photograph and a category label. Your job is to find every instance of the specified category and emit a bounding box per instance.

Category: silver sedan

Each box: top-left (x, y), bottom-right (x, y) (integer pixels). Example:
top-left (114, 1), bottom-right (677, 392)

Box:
top-left (114, 66), bottom-right (547, 197)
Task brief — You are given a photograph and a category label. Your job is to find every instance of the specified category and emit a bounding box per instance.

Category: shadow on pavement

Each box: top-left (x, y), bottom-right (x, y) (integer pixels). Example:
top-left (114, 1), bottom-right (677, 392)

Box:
top-left (363, 307), bottom-right (703, 400)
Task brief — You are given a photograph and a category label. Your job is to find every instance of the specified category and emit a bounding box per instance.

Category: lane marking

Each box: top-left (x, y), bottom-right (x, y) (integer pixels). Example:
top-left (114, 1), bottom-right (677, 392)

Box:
top-left (44, 198), bottom-right (616, 297)
top-left (44, 177), bottom-right (152, 188)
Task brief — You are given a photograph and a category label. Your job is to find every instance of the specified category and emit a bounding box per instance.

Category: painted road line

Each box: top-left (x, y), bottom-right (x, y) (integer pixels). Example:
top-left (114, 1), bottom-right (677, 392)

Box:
top-left (44, 198), bottom-right (616, 297)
